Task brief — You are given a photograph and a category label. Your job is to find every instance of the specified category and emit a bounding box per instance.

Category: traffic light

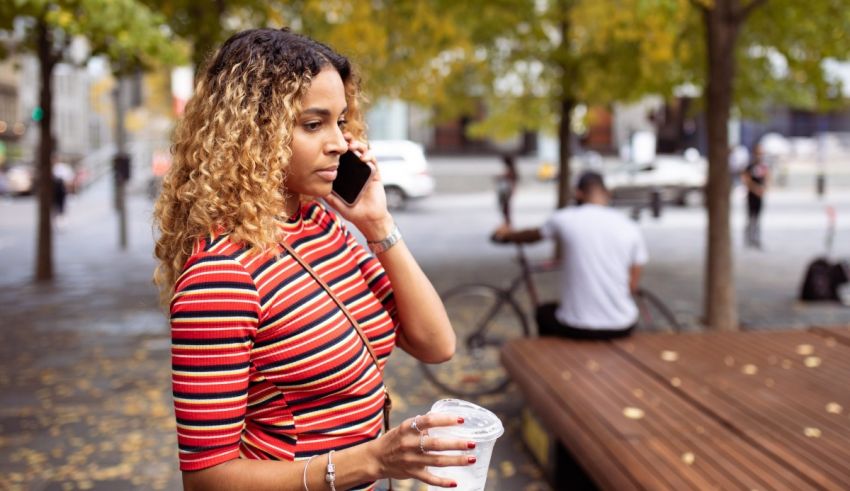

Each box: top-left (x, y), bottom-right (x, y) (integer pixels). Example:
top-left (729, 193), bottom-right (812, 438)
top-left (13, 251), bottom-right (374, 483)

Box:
top-left (31, 106), bottom-right (43, 122)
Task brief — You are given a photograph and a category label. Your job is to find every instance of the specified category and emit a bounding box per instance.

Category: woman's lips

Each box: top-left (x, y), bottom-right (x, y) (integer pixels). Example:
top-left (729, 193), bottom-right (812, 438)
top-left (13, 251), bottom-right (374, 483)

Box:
top-left (316, 167), bottom-right (338, 181)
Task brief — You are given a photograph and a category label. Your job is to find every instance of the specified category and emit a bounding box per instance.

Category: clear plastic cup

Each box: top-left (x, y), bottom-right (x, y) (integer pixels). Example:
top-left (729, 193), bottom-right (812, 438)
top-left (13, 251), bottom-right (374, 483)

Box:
top-left (426, 399), bottom-right (505, 491)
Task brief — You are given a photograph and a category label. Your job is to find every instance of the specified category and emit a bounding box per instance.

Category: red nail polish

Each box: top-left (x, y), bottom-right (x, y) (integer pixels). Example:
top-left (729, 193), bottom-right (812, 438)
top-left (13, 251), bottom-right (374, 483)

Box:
top-left (468, 456), bottom-right (477, 464)
top-left (467, 441), bottom-right (476, 449)
top-left (457, 417), bottom-right (464, 424)
top-left (450, 483), bottom-right (458, 488)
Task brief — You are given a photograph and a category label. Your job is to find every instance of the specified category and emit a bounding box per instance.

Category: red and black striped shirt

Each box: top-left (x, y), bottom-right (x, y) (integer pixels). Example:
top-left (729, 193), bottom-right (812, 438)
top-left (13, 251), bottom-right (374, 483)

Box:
top-left (170, 201), bottom-right (397, 488)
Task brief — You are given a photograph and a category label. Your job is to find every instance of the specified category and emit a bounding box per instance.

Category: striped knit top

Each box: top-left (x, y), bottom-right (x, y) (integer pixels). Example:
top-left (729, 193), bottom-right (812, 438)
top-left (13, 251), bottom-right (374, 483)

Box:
top-left (170, 200), bottom-right (398, 488)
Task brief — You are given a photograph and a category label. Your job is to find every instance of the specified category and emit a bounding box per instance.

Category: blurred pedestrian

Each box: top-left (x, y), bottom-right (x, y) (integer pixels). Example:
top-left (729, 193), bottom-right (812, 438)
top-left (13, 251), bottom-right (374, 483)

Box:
top-left (496, 153), bottom-right (518, 224)
top-left (51, 158), bottom-right (69, 227)
top-left (152, 28), bottom-right (466, 491)
top-left (741, 144), bottom-right (770, 249)
top-left (52, 158), bottom-right (75, 194)
top-left (492, 171), bottom-right (649, 339)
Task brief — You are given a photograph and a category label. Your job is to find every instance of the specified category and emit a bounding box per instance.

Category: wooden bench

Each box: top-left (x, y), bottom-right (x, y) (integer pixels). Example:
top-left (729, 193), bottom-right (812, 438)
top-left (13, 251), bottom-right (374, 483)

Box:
top-left (501, 328), bottom-right (850, 490)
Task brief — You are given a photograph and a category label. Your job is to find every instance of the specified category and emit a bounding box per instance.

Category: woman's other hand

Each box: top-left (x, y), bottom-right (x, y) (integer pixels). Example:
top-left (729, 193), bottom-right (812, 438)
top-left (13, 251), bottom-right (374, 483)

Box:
top-left (366, 413), bottom-right (475, 488)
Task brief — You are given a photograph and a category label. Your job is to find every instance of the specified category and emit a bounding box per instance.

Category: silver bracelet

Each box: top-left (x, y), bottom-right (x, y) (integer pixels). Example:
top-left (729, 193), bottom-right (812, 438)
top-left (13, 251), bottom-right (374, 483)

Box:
top-left (325, 450), bottom-right (337, 491)
top-left (302, 454), bottom-right (318, 491)
top-left (367, 224), bottom-right (402, 255)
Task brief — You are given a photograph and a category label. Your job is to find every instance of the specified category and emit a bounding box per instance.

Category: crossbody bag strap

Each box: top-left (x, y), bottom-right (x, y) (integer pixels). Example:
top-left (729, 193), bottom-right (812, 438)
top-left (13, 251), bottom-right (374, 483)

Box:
top-left (280, 241), bottom-right (383, 367)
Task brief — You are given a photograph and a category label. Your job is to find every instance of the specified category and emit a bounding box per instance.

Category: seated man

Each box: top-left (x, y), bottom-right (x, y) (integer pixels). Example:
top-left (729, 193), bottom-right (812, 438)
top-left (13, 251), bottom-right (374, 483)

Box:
top-left (492, 171), bottom-right (648, 339)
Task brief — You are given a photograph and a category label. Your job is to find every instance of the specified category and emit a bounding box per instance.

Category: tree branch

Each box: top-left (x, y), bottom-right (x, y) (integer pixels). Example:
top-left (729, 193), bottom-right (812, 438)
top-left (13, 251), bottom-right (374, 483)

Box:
top-left (688, 0), bottom-right (709, 13)
top-left (735, 0), bottom-right (770, 22)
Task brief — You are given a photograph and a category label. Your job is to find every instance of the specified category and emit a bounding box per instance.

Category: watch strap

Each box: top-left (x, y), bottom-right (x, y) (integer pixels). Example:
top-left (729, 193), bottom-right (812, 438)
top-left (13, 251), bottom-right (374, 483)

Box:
top-left (367, 224), bottom-right (401, 255)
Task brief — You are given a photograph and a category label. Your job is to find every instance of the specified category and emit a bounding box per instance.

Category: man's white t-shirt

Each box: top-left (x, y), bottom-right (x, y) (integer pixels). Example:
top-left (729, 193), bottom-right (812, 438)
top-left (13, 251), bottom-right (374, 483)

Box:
top-left (540, 204), bottom-right (649, 330)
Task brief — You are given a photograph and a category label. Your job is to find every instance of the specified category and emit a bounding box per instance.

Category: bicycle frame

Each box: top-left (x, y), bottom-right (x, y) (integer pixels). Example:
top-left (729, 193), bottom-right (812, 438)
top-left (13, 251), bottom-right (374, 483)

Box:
top-left (514, 245), bottom-right (542, 307)
top-left (499, 179), bottom-right (545, 309)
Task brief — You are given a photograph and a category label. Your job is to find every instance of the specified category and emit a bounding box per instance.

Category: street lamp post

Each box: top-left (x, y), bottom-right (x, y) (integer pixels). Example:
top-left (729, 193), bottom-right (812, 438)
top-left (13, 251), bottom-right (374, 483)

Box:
top-left (113, 77), bottom-right (129, 250)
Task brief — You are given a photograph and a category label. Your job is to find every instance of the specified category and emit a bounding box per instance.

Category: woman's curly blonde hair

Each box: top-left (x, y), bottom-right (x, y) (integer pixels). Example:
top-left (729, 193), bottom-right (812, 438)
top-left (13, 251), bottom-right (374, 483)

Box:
top-left (153, 28), bottom-right (366, 306)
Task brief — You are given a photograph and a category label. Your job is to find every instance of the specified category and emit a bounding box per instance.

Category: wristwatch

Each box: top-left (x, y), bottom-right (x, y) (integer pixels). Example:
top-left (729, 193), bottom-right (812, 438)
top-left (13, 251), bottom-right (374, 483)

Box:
top-left (367, 224), bottom-right (402, 255)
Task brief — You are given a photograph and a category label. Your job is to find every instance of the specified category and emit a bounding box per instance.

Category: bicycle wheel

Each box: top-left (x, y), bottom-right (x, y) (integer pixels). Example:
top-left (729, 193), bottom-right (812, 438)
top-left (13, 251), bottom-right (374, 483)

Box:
top-left (635, 289), bottom-right (682, 333)
top-left (420, 284), bottom-right (530, 397)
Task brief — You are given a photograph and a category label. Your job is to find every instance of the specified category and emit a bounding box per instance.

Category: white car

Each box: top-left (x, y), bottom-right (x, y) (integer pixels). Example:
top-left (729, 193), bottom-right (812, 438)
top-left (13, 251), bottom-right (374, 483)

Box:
top-left (4, 164), bottom-right (35, 195)
top-left (603, 154), bottom-right (707, 207)
top-left (370, 140), bottom-right (435, 209)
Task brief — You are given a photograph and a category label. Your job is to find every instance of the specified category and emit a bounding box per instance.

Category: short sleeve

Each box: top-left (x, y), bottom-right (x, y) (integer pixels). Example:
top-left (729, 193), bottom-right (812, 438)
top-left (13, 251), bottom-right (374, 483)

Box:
top-left (343, 224), bottom-right (399, 327)
top-left (632, 227), bottom-right (649, 266)
top-left (170, 255), bottom-right (260, 471)
top-left (539, 213), bottom-right (559, 240)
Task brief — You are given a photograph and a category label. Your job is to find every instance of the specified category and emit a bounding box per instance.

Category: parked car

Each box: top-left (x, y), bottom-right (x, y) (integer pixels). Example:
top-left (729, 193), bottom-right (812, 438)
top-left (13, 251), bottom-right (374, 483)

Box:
top-left (4, 163), bottom-right (36, 195)
top-left (604, 154), bottom-right (706, 207)
top-left (370, 140), bottom-right (435, 209)
top-left (537, 151), bottom-right (706, 208)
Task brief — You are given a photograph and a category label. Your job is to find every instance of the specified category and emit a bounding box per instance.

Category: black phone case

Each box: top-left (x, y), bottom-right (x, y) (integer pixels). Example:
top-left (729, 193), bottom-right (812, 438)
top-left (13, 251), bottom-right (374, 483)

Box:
top-left (332, 151), bottom-right (373, 206)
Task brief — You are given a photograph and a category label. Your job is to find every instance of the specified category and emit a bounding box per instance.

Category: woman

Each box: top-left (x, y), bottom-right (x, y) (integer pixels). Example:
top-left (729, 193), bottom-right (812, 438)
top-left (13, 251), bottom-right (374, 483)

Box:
top-left (154, 28), bottom-right (468, 490)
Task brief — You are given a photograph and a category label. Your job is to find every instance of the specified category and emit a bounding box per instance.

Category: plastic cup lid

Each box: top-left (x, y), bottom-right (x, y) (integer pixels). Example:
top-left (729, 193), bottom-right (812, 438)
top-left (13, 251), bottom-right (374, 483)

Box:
top-left (428, 399), bottom-right (505, 441)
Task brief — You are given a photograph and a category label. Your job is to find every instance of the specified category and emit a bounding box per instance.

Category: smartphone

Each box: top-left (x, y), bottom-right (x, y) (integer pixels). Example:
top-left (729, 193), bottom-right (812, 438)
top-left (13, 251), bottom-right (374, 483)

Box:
top-left (332, 151), bottom-right (373, 206)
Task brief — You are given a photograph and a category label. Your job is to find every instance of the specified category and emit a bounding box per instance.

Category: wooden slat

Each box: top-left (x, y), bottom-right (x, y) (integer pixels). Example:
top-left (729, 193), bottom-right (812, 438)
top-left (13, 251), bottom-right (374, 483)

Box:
top-left (502, 337), bottom-right (817, 490)
top-left (615, 331), bottom-right (850, 489)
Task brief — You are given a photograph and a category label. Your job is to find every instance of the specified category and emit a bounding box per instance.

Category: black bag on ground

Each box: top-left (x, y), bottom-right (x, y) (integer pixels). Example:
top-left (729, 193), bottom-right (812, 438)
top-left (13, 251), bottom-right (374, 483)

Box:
top-left (799, 258), bottom-right (849, 301)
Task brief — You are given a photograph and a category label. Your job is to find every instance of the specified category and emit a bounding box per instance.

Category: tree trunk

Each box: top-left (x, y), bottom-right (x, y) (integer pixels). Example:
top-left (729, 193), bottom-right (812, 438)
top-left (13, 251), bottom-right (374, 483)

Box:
top-left (703, 1), bottom-right (740, 331)
top-left (557, 97), bottom-right (575, 208)
top-left (189, 0), bottom-right (227, 72)
top-left (35, 19), bottom-right (57, 281)
top-left (556, 0), bottom-right (575, 210)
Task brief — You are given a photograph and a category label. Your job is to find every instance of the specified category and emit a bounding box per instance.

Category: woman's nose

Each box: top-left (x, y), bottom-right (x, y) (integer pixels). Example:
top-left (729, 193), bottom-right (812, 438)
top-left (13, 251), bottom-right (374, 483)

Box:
top-left (327, 126), bottom-right (348, 155)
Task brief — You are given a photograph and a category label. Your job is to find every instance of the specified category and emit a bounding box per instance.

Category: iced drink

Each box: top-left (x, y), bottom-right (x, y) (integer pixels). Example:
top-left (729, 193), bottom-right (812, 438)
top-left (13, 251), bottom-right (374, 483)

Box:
top-left (426, 399), bottom-right (504, 491)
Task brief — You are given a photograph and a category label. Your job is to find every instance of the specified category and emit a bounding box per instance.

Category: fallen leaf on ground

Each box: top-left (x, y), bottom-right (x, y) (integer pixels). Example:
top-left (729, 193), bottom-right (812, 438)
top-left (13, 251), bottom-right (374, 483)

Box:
top-left (500, 460), bottom-right (516, 478)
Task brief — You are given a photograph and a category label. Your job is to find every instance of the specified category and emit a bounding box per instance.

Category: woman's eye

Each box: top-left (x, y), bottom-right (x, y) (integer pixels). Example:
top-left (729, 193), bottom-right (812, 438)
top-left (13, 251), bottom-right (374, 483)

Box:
top-left (304, 121), bottom-right (322, 131)
top-left (337, 119), bottom-right (347, 129)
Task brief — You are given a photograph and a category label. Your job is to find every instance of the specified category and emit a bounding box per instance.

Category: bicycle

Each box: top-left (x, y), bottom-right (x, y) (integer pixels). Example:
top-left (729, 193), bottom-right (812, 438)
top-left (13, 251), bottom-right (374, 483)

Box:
top-left (419, 182), bottom-right (682, 398)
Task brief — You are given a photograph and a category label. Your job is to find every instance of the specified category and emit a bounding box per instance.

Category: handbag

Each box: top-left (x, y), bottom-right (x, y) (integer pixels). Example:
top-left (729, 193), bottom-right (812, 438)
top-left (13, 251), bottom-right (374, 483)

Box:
top-left (280, 241), bottom-right (395, 490)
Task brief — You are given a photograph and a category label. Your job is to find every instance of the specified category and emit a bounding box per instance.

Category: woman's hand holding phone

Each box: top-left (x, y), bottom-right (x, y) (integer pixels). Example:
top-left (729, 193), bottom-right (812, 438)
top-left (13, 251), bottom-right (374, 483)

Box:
top-left (324, 136), bottom-right (395, 242)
